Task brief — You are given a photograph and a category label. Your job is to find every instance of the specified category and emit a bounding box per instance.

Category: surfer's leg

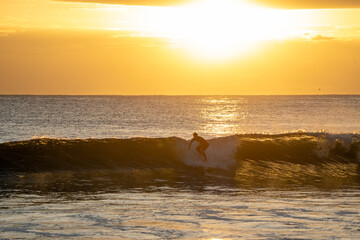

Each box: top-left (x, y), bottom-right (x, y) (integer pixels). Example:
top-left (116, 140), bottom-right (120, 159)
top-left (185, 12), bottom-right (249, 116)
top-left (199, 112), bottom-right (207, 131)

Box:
top-left (202, 151), bottom-right (207, 161)
top-left (197, 145), bottom-right (207, 161)
top-left (202, 143), bottom-right (208, 161)
top-left (196, 145), bottom-right (206, 161)
top-left (196, 145), bottom-right (201, 153)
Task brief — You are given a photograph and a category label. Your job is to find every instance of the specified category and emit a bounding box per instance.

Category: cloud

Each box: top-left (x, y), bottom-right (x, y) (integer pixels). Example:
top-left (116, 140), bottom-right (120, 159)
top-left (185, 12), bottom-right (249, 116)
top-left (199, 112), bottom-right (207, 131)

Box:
top-left (57, 0), bottom-right (192, 6)
top-left (0, 29), bottom-right (17, 37)
top-left (311, 35), bottom-right (336, 41)
top-left (251, 0), bottom-right (360, 9)
top-left (57, 0), bottom-right (360, 8)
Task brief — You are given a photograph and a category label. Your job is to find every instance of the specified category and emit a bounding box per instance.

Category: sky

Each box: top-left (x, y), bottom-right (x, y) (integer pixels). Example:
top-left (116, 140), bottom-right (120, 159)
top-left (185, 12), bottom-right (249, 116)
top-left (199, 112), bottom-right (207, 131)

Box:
top-left (0, 0), bottom-right (360, 95)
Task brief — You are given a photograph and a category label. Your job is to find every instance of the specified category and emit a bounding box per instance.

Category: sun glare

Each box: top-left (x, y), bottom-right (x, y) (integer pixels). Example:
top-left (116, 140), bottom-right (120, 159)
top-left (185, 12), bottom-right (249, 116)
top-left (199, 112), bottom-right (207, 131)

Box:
top-left (132, 0), bottom-right (305, 61)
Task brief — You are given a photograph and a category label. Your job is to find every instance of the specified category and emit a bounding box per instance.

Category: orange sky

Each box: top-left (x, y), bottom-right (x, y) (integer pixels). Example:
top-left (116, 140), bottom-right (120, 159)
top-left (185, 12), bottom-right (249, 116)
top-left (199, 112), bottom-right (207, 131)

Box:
top-left (0, 0), bottom-right (360, 95)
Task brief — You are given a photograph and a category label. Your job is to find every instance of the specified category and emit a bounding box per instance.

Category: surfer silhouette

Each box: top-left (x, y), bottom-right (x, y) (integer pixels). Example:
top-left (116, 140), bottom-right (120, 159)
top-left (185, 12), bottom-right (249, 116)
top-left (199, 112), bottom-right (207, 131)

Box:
top-left (188, 132), bottom-right (209, 161)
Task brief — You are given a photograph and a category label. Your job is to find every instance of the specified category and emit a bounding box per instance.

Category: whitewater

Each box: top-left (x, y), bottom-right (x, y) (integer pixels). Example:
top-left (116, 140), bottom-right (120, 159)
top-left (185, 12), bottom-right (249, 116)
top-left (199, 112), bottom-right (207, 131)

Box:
top-left (1, 95), bottom-right (360, 239)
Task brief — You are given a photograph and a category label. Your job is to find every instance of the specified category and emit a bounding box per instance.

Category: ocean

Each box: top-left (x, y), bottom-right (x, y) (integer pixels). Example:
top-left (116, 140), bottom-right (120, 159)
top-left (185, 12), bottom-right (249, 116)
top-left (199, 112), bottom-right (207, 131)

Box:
top-left (1, 95), bottom-right (360, 239)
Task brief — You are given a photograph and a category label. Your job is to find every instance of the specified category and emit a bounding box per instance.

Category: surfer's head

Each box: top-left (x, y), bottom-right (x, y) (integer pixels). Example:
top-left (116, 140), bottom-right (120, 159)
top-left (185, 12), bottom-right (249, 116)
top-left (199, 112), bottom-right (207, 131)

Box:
top-left (193, 132), bottom-right (198, 137)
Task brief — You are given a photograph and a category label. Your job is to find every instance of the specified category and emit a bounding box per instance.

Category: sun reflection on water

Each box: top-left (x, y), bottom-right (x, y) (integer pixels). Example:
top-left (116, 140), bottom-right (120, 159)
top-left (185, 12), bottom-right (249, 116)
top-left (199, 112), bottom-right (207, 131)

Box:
top-left (200, 97), bottom-right (249, 137)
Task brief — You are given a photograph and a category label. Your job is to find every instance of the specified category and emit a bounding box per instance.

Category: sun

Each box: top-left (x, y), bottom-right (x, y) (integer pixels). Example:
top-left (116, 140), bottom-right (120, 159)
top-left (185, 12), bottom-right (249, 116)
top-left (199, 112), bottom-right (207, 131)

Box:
top-left (170, 0), bottom-right (258, 60)
top-left (134, 0), bottom-right (297, 61)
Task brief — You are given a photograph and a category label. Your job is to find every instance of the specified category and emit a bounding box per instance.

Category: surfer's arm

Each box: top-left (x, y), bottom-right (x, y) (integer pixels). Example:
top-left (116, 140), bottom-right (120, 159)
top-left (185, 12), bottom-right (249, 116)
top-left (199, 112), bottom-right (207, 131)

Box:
top-left (188, 138), bottom-right (194, 150)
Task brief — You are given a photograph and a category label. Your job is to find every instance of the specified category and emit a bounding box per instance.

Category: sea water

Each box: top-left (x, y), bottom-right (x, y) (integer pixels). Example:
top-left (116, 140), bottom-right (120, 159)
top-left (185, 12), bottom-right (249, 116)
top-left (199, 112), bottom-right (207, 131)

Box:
top-left (1, 95), bottom-right (360, 142)
top-left (0, 95), bottom-right (360, 239)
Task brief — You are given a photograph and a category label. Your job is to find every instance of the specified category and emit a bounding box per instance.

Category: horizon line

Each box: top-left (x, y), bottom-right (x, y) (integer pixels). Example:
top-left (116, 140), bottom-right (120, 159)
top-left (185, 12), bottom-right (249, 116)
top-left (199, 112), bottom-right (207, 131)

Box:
top-left (1, 93), bottom-right (360, 96)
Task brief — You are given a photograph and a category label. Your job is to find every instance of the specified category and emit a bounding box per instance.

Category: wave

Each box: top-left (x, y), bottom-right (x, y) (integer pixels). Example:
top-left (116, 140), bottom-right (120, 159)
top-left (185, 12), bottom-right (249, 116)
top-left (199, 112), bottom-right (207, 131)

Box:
top-left (0, 132), bottom-right (359, 173)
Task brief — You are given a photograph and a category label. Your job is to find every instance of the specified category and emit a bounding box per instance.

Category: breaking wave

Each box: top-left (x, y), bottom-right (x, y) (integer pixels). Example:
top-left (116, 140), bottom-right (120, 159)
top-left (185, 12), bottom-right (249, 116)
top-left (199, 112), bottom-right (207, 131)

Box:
top-left (0, 132), bottom-right (359, 172)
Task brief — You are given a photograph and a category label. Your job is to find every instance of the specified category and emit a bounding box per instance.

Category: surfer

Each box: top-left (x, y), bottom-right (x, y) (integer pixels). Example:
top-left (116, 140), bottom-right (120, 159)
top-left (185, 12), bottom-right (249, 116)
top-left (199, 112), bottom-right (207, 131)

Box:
top-left (188, 132), bottom-right (209, 161)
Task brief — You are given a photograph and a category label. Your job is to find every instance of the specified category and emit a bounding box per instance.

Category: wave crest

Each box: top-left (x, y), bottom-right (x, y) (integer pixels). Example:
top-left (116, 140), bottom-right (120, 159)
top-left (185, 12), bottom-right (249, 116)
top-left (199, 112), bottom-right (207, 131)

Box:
top-left (235, 132), bottom-right (360, 164)
top-left (0, 132), bottom-right (359, 172)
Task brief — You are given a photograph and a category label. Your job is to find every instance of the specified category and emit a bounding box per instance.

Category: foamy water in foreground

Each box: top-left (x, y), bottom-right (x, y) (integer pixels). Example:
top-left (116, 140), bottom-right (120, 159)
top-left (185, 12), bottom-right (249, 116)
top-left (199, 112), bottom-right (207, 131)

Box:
top-left (1, 183), bottom-right (359, 239)
top-left (1, 95), bottom-right (360, 239)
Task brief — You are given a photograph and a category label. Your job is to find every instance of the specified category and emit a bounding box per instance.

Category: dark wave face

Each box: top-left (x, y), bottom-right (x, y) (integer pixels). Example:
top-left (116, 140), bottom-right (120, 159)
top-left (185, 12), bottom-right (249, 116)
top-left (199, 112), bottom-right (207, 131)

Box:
top-left (0, 133), bottom-right (359, 191)
top-left (0, 137), bottom-right (185, 172)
